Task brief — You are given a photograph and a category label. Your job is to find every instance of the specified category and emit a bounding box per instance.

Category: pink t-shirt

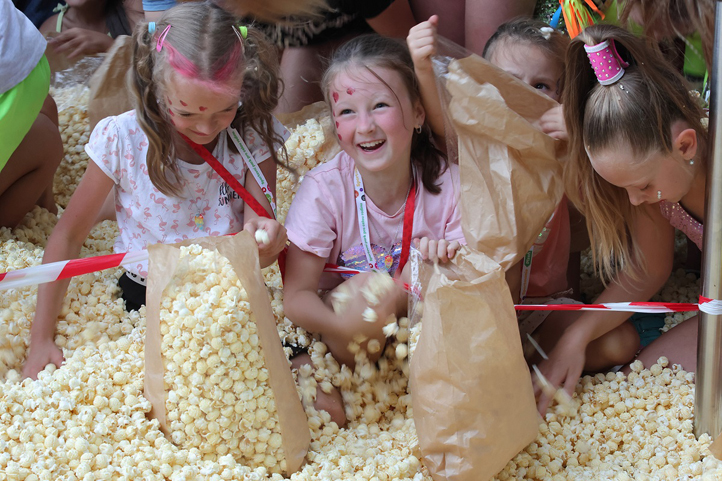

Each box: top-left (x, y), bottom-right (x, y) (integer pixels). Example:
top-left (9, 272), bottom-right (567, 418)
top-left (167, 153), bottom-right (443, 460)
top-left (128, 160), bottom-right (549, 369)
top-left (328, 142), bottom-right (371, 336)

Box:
top-left (286, 151), bottom-right (465, 290)
top-left (86, 110), bottom-right (289, 277)
top-left (525, 196), bottom-right (571, 298)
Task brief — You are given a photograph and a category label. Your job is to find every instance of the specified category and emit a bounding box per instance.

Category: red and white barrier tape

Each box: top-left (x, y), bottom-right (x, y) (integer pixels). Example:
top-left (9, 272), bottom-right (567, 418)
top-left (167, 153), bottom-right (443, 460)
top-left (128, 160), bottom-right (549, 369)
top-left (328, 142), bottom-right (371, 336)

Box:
top-left (0, 251), bottom-right (149, 291)
top-left (2, 252), bottom-right (722, 317)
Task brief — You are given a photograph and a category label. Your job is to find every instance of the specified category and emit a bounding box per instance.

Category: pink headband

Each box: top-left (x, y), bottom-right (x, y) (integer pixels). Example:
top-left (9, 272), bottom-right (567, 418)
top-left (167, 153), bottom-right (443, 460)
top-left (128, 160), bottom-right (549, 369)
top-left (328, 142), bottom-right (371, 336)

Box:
top-left (156, 24), bottom-right (171, 52)
top-left (584, 40), bottom-right (629, 86)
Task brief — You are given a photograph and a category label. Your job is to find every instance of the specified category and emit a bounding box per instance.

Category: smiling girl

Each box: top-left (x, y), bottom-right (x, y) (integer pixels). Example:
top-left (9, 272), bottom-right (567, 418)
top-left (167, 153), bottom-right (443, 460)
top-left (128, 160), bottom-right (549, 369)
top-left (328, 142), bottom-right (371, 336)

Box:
top-left (283, 34), bottom-right (465, 370)
top-left (23, 2), bottom-right (289, 379)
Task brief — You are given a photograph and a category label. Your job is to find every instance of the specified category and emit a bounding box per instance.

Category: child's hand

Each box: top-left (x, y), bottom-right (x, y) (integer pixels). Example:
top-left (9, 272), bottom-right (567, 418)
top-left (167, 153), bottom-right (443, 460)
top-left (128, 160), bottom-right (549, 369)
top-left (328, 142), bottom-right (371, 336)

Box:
top-left (532, 328), bottom-right (587, 415)
top-left (48, 28), bottom-right (114, 60)
top-left (244, 217), bottom-right (287, 259)
top-left (407, 15), bottom-right (439, 73)
top-left (540, 105), bottom-right (568, 141)
top-left (415, 237), bottom-right (460, 263)
top-left (22, 338), bottom-right (64, 380)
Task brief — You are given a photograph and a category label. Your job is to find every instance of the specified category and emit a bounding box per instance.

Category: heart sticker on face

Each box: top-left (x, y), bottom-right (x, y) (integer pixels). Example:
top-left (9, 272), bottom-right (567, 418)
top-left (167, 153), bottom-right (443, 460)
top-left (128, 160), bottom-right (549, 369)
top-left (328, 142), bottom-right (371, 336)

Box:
top-left (338, 134), bottom-right (343, 141)
top-left (346, 87), bottom-right (355, 95)
top-left (180, 100), bottom-right (188, 106)
top-left (167, 108), bottom-right (174, 116)
top-left (335, 121), bottom-right (339, 128)
top-left (332, 91), bottom-right (339, 103)
top-left (199, 106), bottom-right (207, 111)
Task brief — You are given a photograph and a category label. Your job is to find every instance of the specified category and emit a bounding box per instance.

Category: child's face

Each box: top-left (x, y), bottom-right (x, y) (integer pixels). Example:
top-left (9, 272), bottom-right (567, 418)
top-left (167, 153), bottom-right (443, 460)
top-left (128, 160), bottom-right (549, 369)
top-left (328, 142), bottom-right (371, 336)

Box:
top-left (165, 74), bottom-right (241, 146)
top-left (588, 125), bottom-right (698, 206)
top-left (490, 41), bottom-right (563, 102)
top-left (329, 66), bottom-right (424, 175)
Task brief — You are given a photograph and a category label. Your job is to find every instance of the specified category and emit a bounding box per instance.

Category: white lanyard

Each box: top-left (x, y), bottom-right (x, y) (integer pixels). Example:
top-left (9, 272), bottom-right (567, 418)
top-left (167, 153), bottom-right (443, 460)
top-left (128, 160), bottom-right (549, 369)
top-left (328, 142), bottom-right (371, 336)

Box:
top-left (227, 127), bottom-right (277, 218)
top-left (353, 168), bottom-right (381, 271)
top-left (520, 211), bottom-right (555, 300)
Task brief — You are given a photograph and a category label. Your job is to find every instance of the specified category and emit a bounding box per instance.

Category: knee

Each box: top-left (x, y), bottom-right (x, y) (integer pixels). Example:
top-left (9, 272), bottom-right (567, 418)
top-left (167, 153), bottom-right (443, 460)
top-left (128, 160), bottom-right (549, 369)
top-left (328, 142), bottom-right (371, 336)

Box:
top-left (597, 322), bottom-right (640, 366)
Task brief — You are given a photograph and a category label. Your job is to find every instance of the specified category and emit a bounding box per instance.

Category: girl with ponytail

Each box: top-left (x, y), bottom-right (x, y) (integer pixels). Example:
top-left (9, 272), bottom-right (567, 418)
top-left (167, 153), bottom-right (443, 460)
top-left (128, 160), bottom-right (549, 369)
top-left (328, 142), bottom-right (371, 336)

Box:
top-left (535, 23), bottom-right (708, 413)
top-left (24, 1), bottom-right (290, 379)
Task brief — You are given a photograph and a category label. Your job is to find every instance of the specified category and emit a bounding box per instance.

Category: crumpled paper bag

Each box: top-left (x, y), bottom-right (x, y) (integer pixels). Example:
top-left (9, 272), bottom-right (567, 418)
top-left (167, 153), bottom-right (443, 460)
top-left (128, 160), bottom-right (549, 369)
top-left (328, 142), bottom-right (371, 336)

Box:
top-left (410, 50), bottom-right (564, 481)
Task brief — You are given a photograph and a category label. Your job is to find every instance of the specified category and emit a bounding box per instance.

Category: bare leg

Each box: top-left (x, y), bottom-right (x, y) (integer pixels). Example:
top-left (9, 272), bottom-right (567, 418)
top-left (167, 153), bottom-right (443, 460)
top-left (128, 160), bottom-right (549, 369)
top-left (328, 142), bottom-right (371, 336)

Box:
top-left (291, 352), bottom-right (347, 427)
top-left (0, 95), bottom-right (62, 228)
top-left (627, 316), bottom-right (698, 373)
top-left (408, 0), bottom-right (465, 47)
top-left (465, 0), bottom-right (536, 55)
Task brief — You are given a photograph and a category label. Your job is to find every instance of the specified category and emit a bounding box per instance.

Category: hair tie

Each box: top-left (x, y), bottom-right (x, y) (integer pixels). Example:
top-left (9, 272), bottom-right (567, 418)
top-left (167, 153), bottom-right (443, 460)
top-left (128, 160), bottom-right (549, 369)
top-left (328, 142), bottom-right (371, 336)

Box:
top-left (156, 24), bottom-right (172, 52)
top-left (233, 25), bottom-right (248, 42)
top-left (539, 26), bottom-right (554, 40)
top-left (148, 22), bottom-right (156, 34)
top-left (584, 39), bottom-right (629, 86)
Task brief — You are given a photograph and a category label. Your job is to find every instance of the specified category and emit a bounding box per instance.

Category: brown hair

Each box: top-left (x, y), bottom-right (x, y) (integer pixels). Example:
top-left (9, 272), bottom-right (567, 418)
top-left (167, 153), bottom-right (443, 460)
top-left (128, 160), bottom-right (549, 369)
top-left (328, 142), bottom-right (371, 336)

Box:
top-left (483, 17), bottom-right (570, 73)
top-left (562, 24), bottom-right (707, 283)
top-left (130, 1), bottom-right (287, 197)
top-left (321, 34), bottom-right (448, 194)
top-left (619, 0), bottom-right (714, 67)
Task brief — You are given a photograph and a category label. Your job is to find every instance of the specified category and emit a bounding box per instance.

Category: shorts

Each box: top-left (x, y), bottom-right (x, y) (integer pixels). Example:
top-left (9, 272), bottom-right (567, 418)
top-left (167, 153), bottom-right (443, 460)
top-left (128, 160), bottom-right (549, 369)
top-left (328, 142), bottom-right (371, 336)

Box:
top-left (142, 0), bottom-right (177, 11)
top-left (629, 312), bottom-right (665, 348)
top-left (0, 55), bottom-right (50, 171)
top-left (119, 272), bottom-right (146, 312)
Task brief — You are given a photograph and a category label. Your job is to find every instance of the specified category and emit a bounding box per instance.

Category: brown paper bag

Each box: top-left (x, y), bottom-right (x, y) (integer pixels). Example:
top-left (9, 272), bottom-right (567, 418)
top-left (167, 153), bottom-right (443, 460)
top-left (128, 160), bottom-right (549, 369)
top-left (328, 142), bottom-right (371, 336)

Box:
top-left (411, 247), bottom-right (538, 480)
top-left (88, 35), bottom-right (134, 130)
top-left (144, 232), bottom-right (310, 474)
top-left (410, 53), bottom-right (564, 481)
top-left (446, 56), bottom-right (564, 270)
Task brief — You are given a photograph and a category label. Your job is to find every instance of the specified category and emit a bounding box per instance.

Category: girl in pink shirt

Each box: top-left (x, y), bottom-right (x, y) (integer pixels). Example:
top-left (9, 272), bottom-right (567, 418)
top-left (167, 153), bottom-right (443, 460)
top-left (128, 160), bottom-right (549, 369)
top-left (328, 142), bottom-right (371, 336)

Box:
top-left (283, 35), bottom-right (464, 378)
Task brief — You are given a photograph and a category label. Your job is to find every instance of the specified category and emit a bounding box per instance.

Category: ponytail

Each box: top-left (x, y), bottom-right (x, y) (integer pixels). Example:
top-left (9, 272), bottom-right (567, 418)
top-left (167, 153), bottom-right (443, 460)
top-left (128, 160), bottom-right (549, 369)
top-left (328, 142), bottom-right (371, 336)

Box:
top-left (562, 24), bottom-right (706, 283)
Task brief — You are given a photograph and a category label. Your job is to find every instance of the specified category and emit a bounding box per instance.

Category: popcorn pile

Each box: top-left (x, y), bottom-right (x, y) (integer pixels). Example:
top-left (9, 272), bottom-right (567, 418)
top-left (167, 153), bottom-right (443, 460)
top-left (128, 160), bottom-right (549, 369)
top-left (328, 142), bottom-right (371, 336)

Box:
top-left (51, 86), bottom-right (91, 209)
top-left (160, 245), bottom-right (286, 471)
top-left (3, 94), bottom-right (722, 479)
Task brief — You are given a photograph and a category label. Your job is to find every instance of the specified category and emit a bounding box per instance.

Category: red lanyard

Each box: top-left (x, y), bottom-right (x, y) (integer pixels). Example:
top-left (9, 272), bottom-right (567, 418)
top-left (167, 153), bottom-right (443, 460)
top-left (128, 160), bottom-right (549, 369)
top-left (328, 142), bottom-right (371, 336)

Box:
top-left (344, 169), bottom-right (416, 276)
top-left (181, 134), bottom-right (273, 220)
top-left (181, 134), bottom-right (287, 277)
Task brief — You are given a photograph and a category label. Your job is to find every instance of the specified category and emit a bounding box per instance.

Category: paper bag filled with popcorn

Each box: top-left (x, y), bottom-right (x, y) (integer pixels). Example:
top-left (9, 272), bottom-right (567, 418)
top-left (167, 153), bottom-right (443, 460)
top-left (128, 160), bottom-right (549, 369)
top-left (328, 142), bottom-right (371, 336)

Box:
top-left (410, 43), bottom-right (564, 481)
top-left (144, 232), bottom-right (310, 474)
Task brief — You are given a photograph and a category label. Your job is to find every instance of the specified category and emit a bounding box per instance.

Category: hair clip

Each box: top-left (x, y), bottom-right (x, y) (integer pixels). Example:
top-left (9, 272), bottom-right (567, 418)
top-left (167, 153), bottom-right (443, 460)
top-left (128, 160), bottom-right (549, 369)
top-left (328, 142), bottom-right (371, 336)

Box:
top-left (233, 25), bottom-right (248, 42)
top-left (539, 27), bottom-right (554, 40)
top-left (584, 39), bottom-right (629, 86)
top-left (148, 22), bottom-right (156, 34)
top-left (156, 24), bottom-right (172, 52)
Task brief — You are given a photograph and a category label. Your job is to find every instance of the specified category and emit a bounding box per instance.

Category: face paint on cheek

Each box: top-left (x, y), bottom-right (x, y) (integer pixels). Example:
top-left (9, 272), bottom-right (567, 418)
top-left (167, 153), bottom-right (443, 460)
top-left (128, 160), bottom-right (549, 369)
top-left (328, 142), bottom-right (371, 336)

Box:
top-left (335, 121), bottom-right (339, 128)
top-left (167, 108), bottom-right (175, 116)
top-left (180, 100), bottom-right (188, 107)
top-left (199, 106), bottom-right (207, 112)
top-left (338, 133), bottom-right (343, 141)
top-left (166, 97), bottom-right (172, 105)
top-left (346, 87), bottom-right (355, 95)
top-left (170, 118), bottom-right (176, 126)
top-left (332, 91), bottom-right (339, 103)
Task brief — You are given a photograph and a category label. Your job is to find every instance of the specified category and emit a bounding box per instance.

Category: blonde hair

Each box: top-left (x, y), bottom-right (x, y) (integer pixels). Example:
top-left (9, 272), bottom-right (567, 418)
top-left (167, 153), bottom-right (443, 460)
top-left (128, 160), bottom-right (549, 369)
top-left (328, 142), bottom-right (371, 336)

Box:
top-left (131, 1), bottom-right (286, 197)
top-left (563, 24), bottom-right (707, 283)
top-left (619, 0), bottom-right (714, 67)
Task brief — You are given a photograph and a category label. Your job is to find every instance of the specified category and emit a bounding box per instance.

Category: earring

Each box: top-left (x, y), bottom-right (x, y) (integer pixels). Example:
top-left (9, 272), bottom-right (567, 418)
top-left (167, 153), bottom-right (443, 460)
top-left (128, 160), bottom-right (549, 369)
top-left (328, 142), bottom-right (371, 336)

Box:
top-left (657, 191), bottom-right (662, 200)
top-left (690, 159), bottom-right (695, 166)
top-left (415, 125), bottom-right (422, 134)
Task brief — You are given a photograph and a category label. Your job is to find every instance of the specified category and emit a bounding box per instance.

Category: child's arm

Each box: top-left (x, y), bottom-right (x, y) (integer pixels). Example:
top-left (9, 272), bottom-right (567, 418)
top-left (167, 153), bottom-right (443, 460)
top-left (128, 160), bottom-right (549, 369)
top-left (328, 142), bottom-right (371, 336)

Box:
top-left (47, 28), bottom-right (115, 60)
top-left (407, 16), bottom-right (446, 141)
top-left (23, 162), bottom-right (114, 379)
top-left (242, 157), bottom-right (287, 268)
top-left (534, 203), bottom-right (675, 414)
